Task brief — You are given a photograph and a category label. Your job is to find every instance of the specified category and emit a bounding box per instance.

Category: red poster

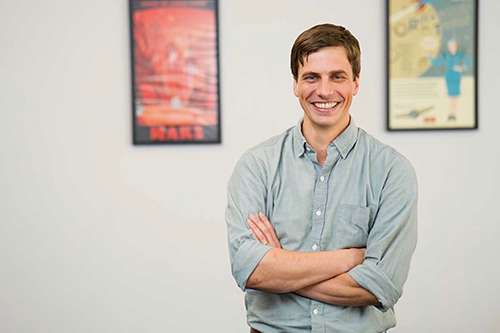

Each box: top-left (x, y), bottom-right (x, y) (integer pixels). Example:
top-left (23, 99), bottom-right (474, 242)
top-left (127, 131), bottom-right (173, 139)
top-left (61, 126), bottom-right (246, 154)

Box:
top-left (130, 0), bottom-right (221, 144)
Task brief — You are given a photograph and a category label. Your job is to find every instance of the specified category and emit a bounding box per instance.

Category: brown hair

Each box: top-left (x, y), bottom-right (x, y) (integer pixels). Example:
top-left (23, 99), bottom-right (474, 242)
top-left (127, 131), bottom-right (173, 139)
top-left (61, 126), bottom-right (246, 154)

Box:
top-left (290, 23), bottom-right (361, 80)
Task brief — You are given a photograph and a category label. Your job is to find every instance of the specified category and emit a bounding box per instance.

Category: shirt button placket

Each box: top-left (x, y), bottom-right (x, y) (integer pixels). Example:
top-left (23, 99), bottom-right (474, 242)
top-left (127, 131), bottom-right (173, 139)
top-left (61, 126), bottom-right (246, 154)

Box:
top-left (311, 171), bottom-right (327, 333)
top-left (311, 173), bottom-right (326, 254)
top-left (310, 302), bottom-right (324, 333)
top-left (311, 154), bottom-right (335, 333)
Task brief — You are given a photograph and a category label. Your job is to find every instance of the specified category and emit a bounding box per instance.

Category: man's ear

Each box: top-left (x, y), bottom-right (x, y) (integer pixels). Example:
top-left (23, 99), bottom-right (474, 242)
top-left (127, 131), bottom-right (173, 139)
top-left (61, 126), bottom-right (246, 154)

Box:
top-left (293, 77), bottom-right (299, 97)
top-left (353, 74), bottom-right (360, 96)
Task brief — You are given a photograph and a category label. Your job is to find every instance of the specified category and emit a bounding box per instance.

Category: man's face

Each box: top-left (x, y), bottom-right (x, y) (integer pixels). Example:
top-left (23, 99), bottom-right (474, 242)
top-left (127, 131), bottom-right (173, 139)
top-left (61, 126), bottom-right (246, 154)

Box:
top-left (293, 46), bottom-right (359, 134)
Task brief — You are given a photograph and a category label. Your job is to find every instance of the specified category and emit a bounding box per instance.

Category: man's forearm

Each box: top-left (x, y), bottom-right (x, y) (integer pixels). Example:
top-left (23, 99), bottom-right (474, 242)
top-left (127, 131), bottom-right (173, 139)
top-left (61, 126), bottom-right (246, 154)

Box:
top-left (246, 248), bottom-right (363, 293)
top-left (294, 273), bottom-right (381, 307)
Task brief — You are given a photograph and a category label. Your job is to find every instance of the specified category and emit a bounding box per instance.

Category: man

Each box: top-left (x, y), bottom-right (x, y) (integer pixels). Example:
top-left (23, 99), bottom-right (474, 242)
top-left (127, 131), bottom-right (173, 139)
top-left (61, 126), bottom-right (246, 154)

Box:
top-left (226, 23), bottom-right (418, 333)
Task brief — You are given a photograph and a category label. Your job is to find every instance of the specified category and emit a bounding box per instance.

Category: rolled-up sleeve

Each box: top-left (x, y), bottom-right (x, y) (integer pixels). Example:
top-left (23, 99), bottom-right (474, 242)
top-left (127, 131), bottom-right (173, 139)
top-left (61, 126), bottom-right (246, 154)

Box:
top-left (347, 157), bottom-right (418, 312)
top-left (226, 152), bottom-right (272, 291)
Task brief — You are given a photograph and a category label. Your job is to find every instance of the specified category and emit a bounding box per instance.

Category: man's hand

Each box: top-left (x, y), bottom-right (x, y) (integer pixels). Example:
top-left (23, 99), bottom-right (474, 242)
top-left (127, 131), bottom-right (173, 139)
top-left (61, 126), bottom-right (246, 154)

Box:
top-left (247, 212), bottom-right (282, 248)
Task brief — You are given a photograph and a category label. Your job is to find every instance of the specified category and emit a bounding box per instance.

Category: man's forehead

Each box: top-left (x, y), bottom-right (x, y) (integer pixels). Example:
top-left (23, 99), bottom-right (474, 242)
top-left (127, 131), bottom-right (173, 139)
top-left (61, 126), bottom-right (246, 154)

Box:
top-left (298, 47), bottom-right (351, 71)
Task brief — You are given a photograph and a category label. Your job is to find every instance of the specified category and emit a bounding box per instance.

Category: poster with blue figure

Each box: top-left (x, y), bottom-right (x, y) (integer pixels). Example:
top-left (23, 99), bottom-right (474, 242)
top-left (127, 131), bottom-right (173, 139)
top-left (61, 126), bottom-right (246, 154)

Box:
top-left (428, 39), bottom-right (472, 120)
top-left (388, 0), bottom-right (477, 130)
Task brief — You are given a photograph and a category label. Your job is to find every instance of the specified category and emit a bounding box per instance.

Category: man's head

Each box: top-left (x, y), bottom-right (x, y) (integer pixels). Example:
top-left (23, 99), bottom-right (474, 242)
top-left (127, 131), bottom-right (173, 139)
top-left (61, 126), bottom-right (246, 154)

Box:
top-left (290, 23), bottom-right (361, 81)
top-left (291, 24), bottom-right (361, 136)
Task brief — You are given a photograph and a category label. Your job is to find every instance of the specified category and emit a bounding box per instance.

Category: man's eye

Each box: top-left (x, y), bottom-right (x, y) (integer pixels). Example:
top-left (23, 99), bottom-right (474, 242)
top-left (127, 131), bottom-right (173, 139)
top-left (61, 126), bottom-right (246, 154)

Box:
top-left (305, 76), bottom-right (316, 80)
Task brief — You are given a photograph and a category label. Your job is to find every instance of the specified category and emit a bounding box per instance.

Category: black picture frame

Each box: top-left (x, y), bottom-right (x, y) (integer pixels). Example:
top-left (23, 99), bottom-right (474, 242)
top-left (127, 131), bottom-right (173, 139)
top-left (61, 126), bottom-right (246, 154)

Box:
top-left (129, 0), bottom-right (221, 144)
top-left (387, 0), bottom-right (478, 131)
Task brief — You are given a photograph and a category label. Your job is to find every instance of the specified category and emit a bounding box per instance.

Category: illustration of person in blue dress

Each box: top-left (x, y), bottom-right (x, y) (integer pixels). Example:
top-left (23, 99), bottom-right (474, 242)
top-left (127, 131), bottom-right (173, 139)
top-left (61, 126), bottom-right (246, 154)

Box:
top-left (428, 39), bottom-right (472, 121)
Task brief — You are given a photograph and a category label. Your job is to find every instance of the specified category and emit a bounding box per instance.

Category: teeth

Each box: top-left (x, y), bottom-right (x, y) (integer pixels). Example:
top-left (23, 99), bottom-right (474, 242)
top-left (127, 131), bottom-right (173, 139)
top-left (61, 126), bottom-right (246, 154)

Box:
top-left (313, 102), bottom-right (338, 109)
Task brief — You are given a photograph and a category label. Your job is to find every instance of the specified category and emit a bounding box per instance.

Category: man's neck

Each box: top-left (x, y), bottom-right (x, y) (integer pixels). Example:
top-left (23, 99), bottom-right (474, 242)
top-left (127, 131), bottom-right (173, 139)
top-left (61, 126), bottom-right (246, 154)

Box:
top-left (302, 117), bottom-right (350, 166)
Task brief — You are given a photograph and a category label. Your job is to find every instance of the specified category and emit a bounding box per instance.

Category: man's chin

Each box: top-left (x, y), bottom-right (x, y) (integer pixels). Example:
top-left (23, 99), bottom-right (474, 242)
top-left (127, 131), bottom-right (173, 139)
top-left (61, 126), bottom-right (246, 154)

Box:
top-left (311, 116), bottom-right (341, 127)
top-left (310, 115), bottom-right (350, 131)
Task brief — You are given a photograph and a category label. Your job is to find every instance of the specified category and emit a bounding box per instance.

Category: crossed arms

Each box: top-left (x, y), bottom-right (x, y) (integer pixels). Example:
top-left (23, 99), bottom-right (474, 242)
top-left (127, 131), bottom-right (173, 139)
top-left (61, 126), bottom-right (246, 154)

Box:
top-left (246, 212), bottom-right (381, 307)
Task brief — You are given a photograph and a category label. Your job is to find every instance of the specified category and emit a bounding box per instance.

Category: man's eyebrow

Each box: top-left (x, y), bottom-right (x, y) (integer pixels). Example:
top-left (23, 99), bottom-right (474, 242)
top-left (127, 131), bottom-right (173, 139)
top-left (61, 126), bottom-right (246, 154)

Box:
top-left (300, 70), bottom-right (348, 79)
top-left (300, 71), bottom-right (319, 79)
top-left (329, 70), bottom-right (348, 76)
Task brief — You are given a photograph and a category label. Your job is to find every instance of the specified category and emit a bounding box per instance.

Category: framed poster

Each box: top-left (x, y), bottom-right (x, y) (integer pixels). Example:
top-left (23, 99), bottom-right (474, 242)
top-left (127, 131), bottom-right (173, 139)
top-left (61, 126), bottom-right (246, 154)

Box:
top-left (387, 0), bottom-right (478, 131)
top-left (129, 0), bottom-right (221, 144)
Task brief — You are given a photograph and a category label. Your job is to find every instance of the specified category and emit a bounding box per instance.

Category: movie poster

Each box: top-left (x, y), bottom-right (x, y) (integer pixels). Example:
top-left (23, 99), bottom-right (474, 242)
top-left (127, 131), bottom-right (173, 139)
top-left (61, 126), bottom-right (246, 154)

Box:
top-left (130, 0), bottom-right (221, 144)
top-left (388, 0), bottom-right (478, 130)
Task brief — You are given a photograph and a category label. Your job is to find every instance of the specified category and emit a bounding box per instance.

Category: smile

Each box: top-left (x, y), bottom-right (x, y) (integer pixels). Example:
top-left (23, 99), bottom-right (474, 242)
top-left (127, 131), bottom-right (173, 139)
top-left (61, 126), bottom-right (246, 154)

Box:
top-left (313, 102), bottom-right (338, 109)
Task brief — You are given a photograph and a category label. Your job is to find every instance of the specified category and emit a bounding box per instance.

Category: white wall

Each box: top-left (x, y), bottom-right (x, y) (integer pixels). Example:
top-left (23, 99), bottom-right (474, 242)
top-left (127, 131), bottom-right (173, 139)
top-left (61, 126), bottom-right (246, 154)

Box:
top-left (1, 1), bottom-right (499, 332)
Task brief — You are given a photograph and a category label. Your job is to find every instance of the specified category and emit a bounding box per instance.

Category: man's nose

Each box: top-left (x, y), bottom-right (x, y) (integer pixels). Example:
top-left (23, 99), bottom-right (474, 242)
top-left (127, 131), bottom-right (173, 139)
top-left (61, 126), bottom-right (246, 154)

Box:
top-left (317, 79), bottom-right (335, 98)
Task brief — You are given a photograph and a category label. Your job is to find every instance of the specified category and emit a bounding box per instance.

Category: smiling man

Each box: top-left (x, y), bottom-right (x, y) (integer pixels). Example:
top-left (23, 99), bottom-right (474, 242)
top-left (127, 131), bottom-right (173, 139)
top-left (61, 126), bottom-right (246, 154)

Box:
top-left (226, 24), bottom-right (418, 333)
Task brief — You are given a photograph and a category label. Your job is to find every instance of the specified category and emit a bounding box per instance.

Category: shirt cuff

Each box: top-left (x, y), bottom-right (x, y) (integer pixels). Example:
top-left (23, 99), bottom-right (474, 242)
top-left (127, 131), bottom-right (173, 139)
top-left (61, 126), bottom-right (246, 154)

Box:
top-left (231, 239), bottom-right (272, 291)
top-left (347, 260), bottom-right (401, 312)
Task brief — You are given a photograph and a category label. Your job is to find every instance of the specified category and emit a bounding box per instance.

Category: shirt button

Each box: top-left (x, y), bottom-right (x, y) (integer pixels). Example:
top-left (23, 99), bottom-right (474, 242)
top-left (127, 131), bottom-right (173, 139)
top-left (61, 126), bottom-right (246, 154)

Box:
top-left (316, 210), bottom-right (321, 216)
top-left (312, 244), bottom-right (318, 250)
top-left (313, 308), bottom-right (319, 315)
top-left (320, 176), bottom-right (325, 182)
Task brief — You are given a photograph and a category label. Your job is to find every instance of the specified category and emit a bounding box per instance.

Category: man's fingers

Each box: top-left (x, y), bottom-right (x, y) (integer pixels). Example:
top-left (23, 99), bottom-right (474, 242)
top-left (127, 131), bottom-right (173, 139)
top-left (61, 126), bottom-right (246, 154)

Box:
top-left (249, 213), bottom-right (273, 241)
top-left (248, 213), bottom-right (278, 247)
top-left (258, 212), bottom-right (281, 247)
top-left (247, 219), bottom-right (267, 244)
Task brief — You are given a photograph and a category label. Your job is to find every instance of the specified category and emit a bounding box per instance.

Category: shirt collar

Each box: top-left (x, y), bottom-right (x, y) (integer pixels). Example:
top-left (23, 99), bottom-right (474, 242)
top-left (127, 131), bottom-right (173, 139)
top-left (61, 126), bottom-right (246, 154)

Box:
top-left (293, 118), bottom-right (308, 157)
top-left (332, 118), bottom-right (359, 159)
top-left (293, 117), bottom-right (359, 159)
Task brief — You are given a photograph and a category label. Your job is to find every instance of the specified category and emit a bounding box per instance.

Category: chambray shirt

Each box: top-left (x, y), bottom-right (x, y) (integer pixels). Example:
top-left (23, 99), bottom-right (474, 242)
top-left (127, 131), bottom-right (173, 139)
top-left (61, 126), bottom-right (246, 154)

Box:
top-left (226, 118), bottom-right (418, 333)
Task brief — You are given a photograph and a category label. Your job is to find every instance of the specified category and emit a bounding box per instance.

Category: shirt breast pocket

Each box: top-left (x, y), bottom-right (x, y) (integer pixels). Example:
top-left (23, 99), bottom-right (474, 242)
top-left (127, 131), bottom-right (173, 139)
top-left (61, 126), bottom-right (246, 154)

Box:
top-left (333, 204), bottom-right (371, 249)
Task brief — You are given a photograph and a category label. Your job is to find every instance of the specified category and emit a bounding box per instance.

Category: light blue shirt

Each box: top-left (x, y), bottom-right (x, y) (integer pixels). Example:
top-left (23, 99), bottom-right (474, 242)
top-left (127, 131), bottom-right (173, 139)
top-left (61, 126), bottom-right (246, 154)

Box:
top-left (226, 118), bottom-right (418, 333)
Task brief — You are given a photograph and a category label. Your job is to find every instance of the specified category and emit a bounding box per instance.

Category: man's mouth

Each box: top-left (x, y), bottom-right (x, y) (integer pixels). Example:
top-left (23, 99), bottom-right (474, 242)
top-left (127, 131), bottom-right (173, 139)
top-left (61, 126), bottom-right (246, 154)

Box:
top-left (312, 102), bottom-right (338, 109)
